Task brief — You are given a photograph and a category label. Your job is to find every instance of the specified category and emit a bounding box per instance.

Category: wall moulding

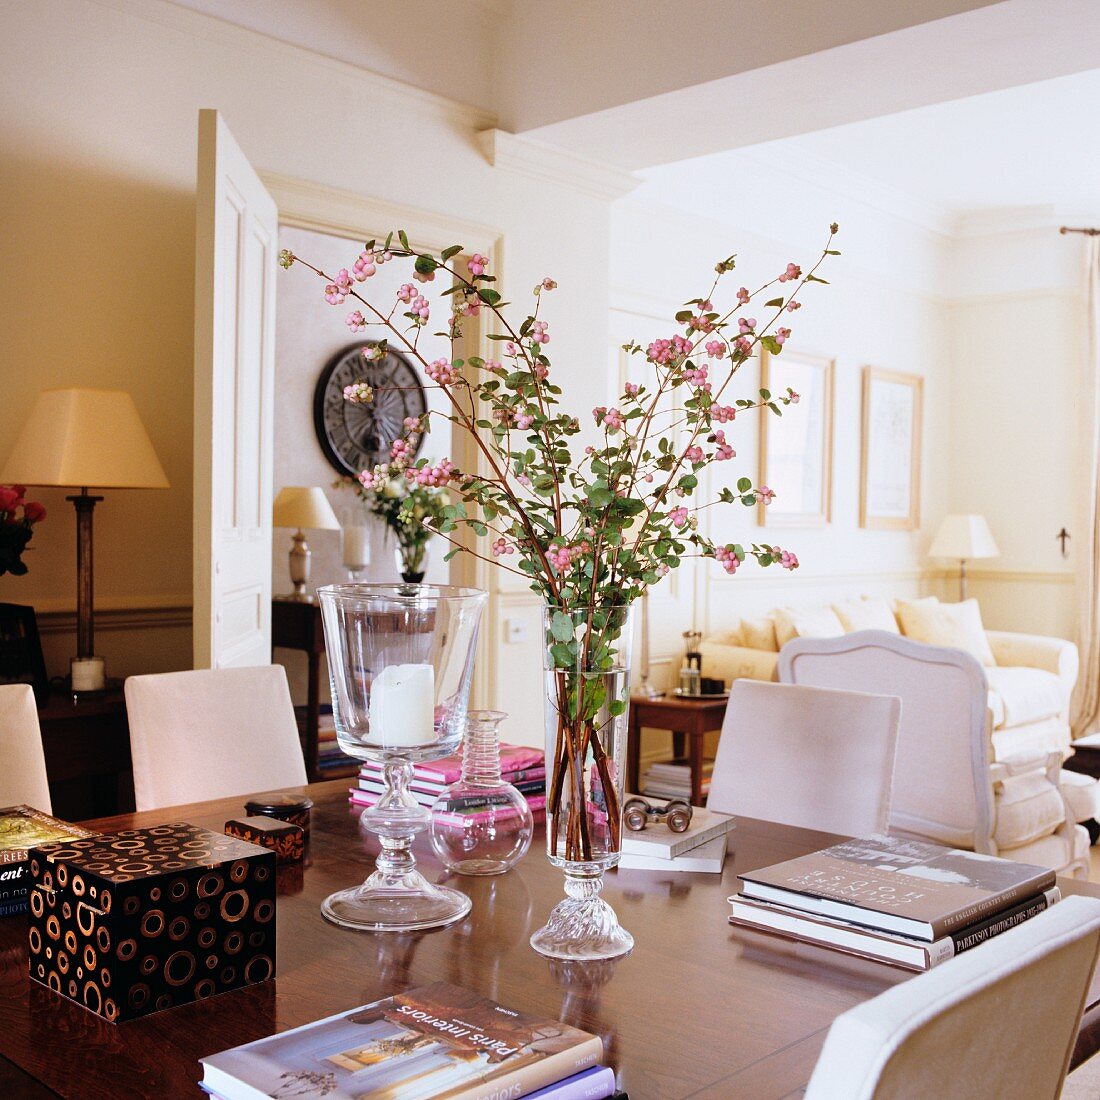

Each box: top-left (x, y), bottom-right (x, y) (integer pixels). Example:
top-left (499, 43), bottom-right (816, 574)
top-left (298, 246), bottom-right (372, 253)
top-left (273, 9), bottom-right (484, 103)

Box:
top-left (36, 602), bottom-right (192, 637)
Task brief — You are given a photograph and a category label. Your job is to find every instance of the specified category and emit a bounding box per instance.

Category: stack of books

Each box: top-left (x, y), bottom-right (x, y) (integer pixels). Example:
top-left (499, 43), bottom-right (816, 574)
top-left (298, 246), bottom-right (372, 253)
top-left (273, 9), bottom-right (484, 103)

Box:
top-left (200, 982), bottom-right (623, 1100)
top-left (618, 802), bottom-right (734, 873)
top-left (728, 835), bottom-right (1061, 971)
top-left (296, 705), bottom-right (359, 774)
top-left (642, 757), bottom-right (713, 801)
top-left (349, 743), bottom-right (547, 823)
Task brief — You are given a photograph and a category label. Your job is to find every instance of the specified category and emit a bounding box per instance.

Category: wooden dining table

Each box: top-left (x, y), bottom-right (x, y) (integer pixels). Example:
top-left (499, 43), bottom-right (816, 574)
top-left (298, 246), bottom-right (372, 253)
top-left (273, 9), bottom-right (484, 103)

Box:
top-left (2, 779), bottom-right (1099, 1099)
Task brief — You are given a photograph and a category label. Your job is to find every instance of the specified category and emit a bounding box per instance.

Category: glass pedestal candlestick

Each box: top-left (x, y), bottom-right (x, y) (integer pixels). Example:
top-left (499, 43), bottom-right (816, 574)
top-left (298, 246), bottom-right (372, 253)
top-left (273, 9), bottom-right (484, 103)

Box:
top-left (317, 583), bottom-right (487, 932)
top-left (430, 710), bottom-right (533, 876)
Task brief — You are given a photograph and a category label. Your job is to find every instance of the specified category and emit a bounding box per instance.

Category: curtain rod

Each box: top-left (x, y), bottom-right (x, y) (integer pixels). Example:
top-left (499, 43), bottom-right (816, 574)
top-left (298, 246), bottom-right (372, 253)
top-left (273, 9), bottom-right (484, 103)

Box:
top-left (1061, 226), bottom-right (1100, 235)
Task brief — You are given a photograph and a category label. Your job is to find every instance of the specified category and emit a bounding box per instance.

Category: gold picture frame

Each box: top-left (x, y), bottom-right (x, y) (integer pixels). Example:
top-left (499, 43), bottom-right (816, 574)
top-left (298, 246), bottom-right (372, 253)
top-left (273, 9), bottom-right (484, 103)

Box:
top-left (860, 366), bottom-right (923, 530)
top-left (758, 348), bottom-right (834, 528)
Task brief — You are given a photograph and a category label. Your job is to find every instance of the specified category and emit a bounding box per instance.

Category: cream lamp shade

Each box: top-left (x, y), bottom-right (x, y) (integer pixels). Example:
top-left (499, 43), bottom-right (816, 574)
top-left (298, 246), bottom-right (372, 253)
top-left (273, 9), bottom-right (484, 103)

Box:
top-left (929, 514), bottom-right (998, 602)
top-left (929, 514), bottom-right (1000, 561)
top-left (0, 388), bottom-right (169, 488)
top-left (272, 487), bottom-right (340, 531)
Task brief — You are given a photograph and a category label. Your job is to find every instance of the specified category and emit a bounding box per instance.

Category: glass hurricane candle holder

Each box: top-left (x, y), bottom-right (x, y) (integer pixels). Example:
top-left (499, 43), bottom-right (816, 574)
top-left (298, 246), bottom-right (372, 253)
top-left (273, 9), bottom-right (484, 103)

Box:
top-left (340, 504), bottom-right (371, 581)
top-left (429, 710), bottom-right (534, 876)
top-left (317, 583), bottom-right (487, 932)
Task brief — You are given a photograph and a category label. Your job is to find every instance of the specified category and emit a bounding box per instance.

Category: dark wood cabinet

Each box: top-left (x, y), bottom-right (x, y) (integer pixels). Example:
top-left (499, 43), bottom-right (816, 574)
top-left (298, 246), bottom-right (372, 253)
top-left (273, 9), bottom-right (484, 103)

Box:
top-left (37, 687), bottom-right (134, 820)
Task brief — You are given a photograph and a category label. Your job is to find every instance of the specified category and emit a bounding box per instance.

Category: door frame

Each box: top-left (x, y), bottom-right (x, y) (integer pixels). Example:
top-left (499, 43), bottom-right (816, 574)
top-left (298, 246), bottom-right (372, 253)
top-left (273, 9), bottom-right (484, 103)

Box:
top-left (260, 171), bottom-right (505, 707)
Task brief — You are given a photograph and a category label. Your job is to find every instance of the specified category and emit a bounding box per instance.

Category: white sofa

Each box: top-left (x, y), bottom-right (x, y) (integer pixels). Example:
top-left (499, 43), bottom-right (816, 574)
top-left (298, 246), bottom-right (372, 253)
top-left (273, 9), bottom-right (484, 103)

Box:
top-left (699, 597), bottom-right (1079, 764)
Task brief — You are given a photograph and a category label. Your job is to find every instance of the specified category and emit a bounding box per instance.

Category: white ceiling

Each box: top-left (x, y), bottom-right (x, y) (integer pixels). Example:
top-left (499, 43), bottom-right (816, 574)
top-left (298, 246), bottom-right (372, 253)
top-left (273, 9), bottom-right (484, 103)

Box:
top-left (641, 68), bottom-right (1100, 232)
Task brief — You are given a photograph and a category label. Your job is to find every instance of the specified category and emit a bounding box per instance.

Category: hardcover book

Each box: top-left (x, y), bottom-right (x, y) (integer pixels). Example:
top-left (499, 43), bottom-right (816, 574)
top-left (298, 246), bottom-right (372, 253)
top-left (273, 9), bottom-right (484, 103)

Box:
top-left (360, 744), bottom-right (544, 788)
top-left (618, 833), bottom-right (727, 874)
top-left (729, 886), bottom-right (1060, 971)
top-left (619, 801), bottom-right (734, 860)
top-left (0, 805), bottom-right (96, 917)
top-left (200, 982), bottom-right (603, 1100)
top-left (738, 835), bottom-right (1057, 941)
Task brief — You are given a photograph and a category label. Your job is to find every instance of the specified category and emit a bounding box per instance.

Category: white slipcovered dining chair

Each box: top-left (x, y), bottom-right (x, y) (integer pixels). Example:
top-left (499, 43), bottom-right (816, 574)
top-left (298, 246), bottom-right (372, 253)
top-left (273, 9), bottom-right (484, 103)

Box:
top-left (779, 630), bottom-right (1090, 877)
top-left (708, 680), bottom-right (901, 836)
top-left (125, 665), bottom-right (308, 811)
top-left (805, 894), bottom-right (1100, 1099)
top-left (0, 684), bottom-right (52, 812)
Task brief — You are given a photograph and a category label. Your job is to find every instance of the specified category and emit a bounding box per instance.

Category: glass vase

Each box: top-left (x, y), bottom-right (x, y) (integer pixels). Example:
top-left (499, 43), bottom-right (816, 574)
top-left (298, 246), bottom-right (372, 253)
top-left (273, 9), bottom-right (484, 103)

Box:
top-left (429, 710), bottom-right (534, 876)
top-left (530, 604), bottom-right (635, 961)
top-left (395, 541), bottom-right (428, 584)
top-left (317, 583), bottom-right (487, 932)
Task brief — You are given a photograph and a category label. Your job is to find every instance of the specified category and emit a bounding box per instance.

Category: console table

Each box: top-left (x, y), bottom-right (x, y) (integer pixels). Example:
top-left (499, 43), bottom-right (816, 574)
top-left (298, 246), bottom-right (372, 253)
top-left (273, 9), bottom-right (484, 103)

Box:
top-left (1, 781), bottom-right (1098, 1098)
top-left (627, 693), bottom-right (728, 805)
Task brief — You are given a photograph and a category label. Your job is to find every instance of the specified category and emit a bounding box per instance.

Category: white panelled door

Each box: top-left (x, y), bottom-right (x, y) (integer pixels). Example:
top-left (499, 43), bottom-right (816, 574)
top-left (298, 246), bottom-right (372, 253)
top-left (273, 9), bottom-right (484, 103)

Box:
top-left (193, 109), bottom-right (277, 669)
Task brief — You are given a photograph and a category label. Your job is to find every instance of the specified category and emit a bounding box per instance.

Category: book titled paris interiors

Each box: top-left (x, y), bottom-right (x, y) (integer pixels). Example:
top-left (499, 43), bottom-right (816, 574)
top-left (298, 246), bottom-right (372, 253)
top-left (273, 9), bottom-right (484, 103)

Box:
top-left (200, 982), bottom-right (604, 1100)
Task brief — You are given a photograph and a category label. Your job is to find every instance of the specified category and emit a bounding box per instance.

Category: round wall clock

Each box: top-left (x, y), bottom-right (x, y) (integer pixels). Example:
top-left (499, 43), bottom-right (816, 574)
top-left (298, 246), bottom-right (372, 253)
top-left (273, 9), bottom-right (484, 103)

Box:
top-left (313, 344), bottom-right (428, 477)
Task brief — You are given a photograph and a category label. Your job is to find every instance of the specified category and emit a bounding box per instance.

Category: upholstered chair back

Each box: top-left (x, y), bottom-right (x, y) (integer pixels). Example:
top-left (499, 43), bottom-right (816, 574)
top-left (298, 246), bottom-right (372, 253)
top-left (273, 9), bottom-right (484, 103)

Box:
top-left (709, 680), bottom-right (901, 836)
top-left (0, 684), bottom-right (52, 813)
top-left (125, 665), bottom-right (308, 811)
top-left (779, 630), bottom-right (993, 849)
top-left (805, 894), bottom-right (1100, 1100)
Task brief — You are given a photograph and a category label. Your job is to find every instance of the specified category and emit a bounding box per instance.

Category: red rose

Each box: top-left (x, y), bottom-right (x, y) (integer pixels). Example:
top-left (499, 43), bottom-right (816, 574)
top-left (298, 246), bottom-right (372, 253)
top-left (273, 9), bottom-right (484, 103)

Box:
top-left (23, 501), bottom-right (46, 524)
top-left (0, 486), bottom-right (21, 513)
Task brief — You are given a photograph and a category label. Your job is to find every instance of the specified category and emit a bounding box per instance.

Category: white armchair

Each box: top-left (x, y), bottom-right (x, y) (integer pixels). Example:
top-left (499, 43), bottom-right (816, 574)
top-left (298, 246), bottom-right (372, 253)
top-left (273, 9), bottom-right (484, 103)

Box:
top-left (778, 630), bottom-right (1090, 878)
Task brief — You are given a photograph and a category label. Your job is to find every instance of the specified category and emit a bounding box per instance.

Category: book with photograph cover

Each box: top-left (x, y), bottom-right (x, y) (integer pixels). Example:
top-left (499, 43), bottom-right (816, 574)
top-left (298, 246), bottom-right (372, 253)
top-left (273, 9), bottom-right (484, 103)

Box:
top-left (619, 802), bottom-right (733, 861)
top-left (200, 982), bottom-right (603, 1100)
top-left (0, 805), bottom-right (97, 916)
top-left (738, 835), bottom-right (1056, 941)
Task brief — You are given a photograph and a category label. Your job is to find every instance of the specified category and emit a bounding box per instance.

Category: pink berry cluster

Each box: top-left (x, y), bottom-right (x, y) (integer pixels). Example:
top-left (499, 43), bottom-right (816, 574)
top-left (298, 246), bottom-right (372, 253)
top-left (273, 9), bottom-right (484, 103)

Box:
top-left (705, 339), bottom-right (725, 359)
top-left (407, 458), bottom-right (457, 487)
top-left (534, 277), bottom-right (557, 293)
top-left (684, 445), bottom-right (704, 463)
top-left (593, 406), bottom-right (623, 432)
top-left (713, 430), bottom-right (735, 460)
top-left (324, 268), bottom-right (353, 305)
top-left (711, 404), bottom-right (737, 423)
top-left (715, 545), bottom-right (741, 575)
top-left (426, 358), bottom-right (459, 385)
top-left (491, 537), bottom-right (514, 557)
top-left (468, 253), bottom-right (489, 276)
top-left (778, 262), bottom-right (801, 283)
top-left (345, 310), bottom-right (367, 333)
top-left (529, 320), bottom-right (550, 345)
top-left (547, 540), bottom-right (591, 573)
top-left (755, 486), bottom-right (775, 505)
top-left (669, 506), bottom-right (690, 528)
top-left (406, 295), bottom-right (430, 325)
top-left (647, 334), bottom-right (692, 366)
top-left (397, 283), bottom-right (416, 304)
top-left (358, 464), bottom-right (390, 491)
top-left (775, 327), bottom-right (791, 345)
top-left (391, 437), bottom-right (416, 463)
top-left (777, 548), bottom-right (799, 570)
top-left (343, 381), bottom-right (373, 404)
top-left (736, 286), bottom-right (750, 305)
top-left (682, 363), bottom-right (709, 389)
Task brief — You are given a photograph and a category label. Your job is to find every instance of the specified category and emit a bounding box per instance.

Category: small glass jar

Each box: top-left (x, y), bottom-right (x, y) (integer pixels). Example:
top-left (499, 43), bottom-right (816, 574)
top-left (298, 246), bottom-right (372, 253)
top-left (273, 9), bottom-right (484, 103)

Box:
top-left (430, 710), bottom-right (534, 876)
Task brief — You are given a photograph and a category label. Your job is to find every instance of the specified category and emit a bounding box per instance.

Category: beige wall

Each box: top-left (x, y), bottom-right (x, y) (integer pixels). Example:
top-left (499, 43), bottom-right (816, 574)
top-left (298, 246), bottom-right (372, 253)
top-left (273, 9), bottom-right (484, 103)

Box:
top-left (0, 0), bottom-right (629, 742)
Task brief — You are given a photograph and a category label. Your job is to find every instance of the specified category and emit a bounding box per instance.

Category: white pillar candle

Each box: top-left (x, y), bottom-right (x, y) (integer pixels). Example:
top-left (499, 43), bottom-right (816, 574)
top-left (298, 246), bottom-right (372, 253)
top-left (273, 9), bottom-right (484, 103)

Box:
top-left (369, 663), bottom-right (436, 745)
top-left (342, 526), bottom-right (371, 568)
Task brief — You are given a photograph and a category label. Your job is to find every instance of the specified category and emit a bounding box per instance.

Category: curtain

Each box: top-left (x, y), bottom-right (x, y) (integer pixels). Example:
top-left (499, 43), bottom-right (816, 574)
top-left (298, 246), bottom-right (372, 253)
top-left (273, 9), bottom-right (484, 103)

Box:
top-left (1073, 236), bottom-right (1100, 736)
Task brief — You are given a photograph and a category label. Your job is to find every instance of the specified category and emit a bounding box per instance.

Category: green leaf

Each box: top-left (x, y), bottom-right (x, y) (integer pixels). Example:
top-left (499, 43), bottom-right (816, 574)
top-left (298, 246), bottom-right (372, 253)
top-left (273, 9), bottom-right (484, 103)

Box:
top-left (806, 274), bottom-right (829, 284)
top-left (737, 477), bottom-right (752, 493)
top-left (551, 610), bottom-right (574, 643)
top-left (674, 309), bottom-right (693, 323)
top-left (414, 254), bottom-right (437, 275)
top-left (441, 244), bottom-right (462, 261)
top-left (398, 229), bottom-right (410, 250)
top-left (761, 336), bottom-right (782, 355)
top-left (609, 699), bottom-right (627, 718)
top-left (765, 297), bottom-right (785, 308)
top-left (478, 288), bottom-right (502, 307)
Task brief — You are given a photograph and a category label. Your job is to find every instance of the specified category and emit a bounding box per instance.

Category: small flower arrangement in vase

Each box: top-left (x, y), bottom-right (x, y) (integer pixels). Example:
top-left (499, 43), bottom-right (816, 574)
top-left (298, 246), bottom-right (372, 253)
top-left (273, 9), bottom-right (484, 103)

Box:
top-left (282, 223), bottom-right (837, 958)
top-left (348, 472), bottom-right (449, 583)
top-left (0, 485), bottom-right (46, 576)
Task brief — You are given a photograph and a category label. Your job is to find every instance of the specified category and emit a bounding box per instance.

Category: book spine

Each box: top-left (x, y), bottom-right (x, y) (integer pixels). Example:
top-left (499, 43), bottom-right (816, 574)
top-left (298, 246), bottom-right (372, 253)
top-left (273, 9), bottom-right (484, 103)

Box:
top-left (931, 873), bottom-right (1059, 938)
top-left (455, 1035), bottom-right (604, 1100)
top-left (936, 886), bottom-right (1060, 961)
top-left (522, 1066), bottom-right (616, 1100)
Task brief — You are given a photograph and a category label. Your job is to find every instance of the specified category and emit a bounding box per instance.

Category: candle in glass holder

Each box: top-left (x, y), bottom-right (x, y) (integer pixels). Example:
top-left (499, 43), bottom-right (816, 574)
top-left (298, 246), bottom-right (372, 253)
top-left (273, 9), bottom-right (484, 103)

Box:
top-left (369, 663), bottom-right (435, 745)
top-left (342, 525), bottom-right (371, 578)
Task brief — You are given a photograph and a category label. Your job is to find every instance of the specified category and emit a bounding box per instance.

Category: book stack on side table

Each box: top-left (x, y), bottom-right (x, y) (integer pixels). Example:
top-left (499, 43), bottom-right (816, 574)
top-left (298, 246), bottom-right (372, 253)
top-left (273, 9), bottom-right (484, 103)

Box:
top-left (642, 757), bottom-right (713, 801)
top-left (297, 704), bottom-right (359, 775)
top-left (616, 803), bottom-right (735, 874)
top-left (200, 982), bottom-right (622, 1100)
top-left (350, 743), bottom-right (547, 823)
top-left (729, 835), bottom-right (1060, 971)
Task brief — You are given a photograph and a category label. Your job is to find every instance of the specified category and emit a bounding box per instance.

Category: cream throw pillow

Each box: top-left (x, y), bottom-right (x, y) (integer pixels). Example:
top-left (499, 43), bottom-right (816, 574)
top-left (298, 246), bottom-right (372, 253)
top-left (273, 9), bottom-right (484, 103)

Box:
top-left (740, 617), bottom-right (778, 652)
top-left (832, 597), bottom-right (900, 635)
top-left (773, 605), bottom-right (846, 649)
top-left (895, 597), bottom-right (997, 667)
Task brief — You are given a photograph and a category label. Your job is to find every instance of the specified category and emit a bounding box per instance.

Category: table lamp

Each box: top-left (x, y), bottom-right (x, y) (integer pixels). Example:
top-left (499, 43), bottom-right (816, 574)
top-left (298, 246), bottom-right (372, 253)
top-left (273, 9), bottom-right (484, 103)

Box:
top-left (929, 513), bottom-right (999, 601)
top-left (273, 486), bottom-right (339, 601)
top-left (1, 388), bottom-right (169, 692)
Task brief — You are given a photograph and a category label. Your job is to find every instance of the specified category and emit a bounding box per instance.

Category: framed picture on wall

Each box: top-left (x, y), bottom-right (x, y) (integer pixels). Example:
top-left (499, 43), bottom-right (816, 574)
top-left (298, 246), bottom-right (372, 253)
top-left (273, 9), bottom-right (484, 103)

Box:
top-left (758, 349), bottom-right (834, 527)
top-left (860, 366), bottom-right (923, 530)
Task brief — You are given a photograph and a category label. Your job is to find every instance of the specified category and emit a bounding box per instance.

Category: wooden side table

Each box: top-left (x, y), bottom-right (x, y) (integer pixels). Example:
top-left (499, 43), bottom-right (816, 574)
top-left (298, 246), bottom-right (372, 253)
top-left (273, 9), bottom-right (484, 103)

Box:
top-left (37, 687), bottom-right (134, 820)
top-left (627, 694), bottom-right (729, 805)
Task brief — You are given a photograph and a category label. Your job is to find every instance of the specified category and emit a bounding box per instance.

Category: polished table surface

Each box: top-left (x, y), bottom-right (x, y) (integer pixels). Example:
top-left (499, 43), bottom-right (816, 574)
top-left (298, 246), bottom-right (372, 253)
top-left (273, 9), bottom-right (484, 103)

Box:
top-left (2, 780), bottom-right (1100, 1099)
